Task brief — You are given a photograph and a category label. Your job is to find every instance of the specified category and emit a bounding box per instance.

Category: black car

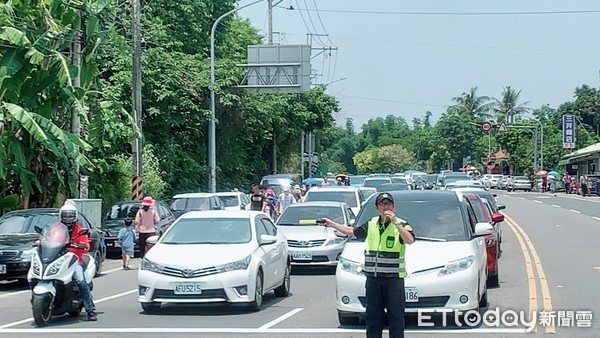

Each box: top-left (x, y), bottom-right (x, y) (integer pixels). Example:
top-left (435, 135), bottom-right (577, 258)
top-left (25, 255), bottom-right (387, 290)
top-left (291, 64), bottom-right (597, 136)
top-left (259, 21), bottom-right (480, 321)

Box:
top-left (0, 208), bottom-right (107, 281)
top-left (102, 200), bottom-right (175, 257)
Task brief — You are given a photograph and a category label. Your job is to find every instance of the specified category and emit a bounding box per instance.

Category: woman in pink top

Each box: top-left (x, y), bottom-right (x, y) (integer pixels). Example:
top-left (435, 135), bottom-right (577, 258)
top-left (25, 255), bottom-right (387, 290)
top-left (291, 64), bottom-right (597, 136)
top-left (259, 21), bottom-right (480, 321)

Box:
top-left (135, 196), bottom-right (160, 258)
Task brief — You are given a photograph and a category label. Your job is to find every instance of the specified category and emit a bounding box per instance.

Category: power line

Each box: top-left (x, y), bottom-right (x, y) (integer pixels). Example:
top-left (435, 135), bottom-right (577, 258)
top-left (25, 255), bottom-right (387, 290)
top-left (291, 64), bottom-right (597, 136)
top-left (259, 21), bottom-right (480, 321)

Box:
top-left (311, 0), bottom-right (337, 48)
top-left (281, 32), bottom-right (598, 54)
top-left (299, 8), bottom-right (600, 16)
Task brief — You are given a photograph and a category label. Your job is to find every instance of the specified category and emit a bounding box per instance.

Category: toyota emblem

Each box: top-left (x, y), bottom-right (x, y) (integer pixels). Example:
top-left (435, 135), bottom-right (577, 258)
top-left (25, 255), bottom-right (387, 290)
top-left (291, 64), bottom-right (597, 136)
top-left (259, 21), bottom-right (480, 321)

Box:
top-left (182, 269), bottom-right (194, 278)
top-left (298, 240), bottom-right (309, 246)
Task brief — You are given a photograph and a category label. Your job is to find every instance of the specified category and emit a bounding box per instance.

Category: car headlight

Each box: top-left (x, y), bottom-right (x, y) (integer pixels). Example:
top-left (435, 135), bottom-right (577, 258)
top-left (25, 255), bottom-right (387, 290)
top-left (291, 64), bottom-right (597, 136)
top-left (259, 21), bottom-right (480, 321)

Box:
top-left (47, 256), bottom-right (67, 277)
top-left (215, 255), bottom-right (251, 273)
top-left (20, 248), bottom-right (37, 260)
top-left (438, 255), bottom-right (474, 277)
top-left (325, 237), bottom-right (346, 246)
top-left (339, 257), bottom-right (363, 275)
top-left (141, 259), bottom-right (165, 273)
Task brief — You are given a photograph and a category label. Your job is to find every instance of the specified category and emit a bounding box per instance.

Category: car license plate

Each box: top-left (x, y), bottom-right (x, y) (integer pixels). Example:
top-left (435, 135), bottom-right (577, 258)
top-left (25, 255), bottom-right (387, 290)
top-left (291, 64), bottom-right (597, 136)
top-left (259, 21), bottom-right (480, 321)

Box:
top-left (405, 287), bottom-right (418, 302)
top-left (292, 251), bottom-right (312, 260)
top-left (0, 264), bottom-right (5, 274)
top-left (174, 283), bottom-right (202, 295)
top-left (114, 241), bottom-right (120, 248)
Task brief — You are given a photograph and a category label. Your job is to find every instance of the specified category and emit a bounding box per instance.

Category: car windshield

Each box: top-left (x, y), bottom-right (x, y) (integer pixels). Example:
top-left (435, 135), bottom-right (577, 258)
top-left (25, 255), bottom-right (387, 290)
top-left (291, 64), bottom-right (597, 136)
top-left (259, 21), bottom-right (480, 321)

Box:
top-left (161, 218), bottom-right (251, 244)
top-left (363, 179), bottom-right (391, 190)
top-left (391, 177), bottom-right (408, 184)
top-left (170, 197), bottom-right (211, 211)
top-left (278, 206), bottom-right (344, 225)
top-left (443, 176), bottom-right (470, 185)
top-left (218, 195), bottom-right (239, 208)
top-left (354, 199), bottom-right (467, 241)
top-left (106, 202), bottom-right (140, 220)
top-left (425, 175), bottom-right (438, 183)
top-left (514, 176), bottom-right (529, 181)
top-left (0, 214), bottom-right (56, 234)
top-left (472, 192), bottom-right (498, 211)
top-left (304, 191), bottom-right (358, 207)
top-left (358, 189), bottom-right (377, 203)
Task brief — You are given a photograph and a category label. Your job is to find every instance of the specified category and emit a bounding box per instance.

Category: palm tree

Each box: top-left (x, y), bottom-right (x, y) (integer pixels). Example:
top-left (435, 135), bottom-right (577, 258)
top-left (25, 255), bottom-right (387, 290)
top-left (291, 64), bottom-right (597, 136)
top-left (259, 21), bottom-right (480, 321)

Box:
top-left (493, 86), bottom-right (530, 123)
top-left (451, 87), bottom-right (493, 120)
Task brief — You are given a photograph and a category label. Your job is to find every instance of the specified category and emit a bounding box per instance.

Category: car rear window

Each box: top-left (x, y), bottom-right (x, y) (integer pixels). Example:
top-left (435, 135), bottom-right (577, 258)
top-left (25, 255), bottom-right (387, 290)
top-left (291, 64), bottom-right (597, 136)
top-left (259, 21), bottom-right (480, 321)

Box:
top-left (278, 206), bottom-right (344, 225)
top-left (304, 191), bottom-right (358, 207)
top-left (218, 195), bottom-right (239, 208)
top-left (170, 197), bottom-right (211, 212)
top-left (355, 199), bottom-right (467, 241)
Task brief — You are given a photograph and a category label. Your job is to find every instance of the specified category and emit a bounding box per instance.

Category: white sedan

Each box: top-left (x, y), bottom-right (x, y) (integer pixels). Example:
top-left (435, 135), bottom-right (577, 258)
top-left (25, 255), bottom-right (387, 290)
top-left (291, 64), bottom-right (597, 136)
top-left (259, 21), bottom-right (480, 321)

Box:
top-left (138, 210), bottom-right (290, 312)
top-left (336, 190), bottom-right (492, 325)
top-left (214, 191), bottom-right (252, 210)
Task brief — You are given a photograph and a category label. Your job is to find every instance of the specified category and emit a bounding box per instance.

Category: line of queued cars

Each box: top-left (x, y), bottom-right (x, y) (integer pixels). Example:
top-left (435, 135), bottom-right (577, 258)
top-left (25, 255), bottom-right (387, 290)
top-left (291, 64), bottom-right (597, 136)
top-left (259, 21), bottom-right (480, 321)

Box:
top-left (97, 171), bottom-right (507, 324)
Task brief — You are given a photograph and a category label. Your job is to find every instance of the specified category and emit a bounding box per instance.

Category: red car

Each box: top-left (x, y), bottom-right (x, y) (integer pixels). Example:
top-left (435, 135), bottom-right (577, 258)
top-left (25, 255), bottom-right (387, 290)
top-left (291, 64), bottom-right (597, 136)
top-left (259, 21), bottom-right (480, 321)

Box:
top-left (462, 193), bottom-right (504, 287)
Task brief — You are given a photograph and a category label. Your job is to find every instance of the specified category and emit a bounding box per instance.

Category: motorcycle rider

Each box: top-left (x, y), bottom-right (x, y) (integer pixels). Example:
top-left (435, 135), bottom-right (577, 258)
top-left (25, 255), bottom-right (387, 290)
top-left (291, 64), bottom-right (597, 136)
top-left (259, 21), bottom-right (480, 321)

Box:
top-left (60, 202), bottom-right (98, 321)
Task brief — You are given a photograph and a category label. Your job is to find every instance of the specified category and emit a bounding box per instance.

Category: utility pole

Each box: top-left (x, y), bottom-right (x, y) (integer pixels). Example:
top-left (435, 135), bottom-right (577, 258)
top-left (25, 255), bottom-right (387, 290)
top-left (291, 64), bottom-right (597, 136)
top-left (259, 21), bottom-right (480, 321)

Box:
top-left (131, 0), bottom-right (143, 200)
top-left (300, 132), bottom-right (304, 178)
top-left (267, 0), bottom-right (278, 174)
top-left (71, 24), bottom-right (81, 197)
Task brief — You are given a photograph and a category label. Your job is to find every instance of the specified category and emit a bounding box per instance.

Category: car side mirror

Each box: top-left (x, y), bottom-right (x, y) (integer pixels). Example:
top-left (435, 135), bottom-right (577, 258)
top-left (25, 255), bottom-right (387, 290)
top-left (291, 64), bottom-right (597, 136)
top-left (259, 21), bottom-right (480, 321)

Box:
top-left (474, 222), bottom-right (494, 237)
top-left (78, 228), bottom-right (89, 236)
top-left (259, 234), bottom-right (277, 245)
top-left (34, 225), bottom-right (43, 234)
top-left (497, 204), bottom-right (506, 210)
top-left (147, 235), bottom-right (159, 245)
top-left (491, 213), bottom-right (504, 223)
top-left (240, 204), bottom-right (246, 210)
top-left (212, 205), bottom-right (222, 210)
top-left (492, 194), bottom-right (497, 197)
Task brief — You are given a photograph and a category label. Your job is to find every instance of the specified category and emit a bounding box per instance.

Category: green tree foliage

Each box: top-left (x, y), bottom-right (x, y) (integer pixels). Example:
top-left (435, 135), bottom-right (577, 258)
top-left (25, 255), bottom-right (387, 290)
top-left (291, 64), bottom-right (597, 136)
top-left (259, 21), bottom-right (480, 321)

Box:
top-left (353, 145), bottom-right (415, 173)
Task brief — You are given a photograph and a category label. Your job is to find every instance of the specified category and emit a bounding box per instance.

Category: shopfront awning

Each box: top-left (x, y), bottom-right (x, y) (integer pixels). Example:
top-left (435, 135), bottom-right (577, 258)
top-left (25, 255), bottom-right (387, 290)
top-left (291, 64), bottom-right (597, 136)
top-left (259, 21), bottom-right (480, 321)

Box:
top-left (557, 159), bottom-right (570, 166)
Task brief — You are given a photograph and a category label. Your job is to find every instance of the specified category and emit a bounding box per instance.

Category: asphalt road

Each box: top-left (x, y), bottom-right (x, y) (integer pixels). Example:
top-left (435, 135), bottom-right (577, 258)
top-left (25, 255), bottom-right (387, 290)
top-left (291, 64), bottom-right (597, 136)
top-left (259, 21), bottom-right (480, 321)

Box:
top-left (0, 191), bottom-right (598, 337)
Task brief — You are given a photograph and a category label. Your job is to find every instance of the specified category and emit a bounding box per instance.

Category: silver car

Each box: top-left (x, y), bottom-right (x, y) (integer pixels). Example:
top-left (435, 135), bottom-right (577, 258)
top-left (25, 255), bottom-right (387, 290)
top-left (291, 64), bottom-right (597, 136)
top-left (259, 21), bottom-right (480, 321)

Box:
top-left (276, 202), bottom-right (356, 267)
top-left (509, 176), bottom-right (532, 191)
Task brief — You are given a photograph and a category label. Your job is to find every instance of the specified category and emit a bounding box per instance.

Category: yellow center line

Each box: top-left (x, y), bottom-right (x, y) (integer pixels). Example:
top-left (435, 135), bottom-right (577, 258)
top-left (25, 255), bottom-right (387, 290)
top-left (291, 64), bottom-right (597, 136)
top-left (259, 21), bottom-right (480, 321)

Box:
top-left (503, 213), bottom-right (555, 334)
top-left (503, 213), bottom-right (537, 333)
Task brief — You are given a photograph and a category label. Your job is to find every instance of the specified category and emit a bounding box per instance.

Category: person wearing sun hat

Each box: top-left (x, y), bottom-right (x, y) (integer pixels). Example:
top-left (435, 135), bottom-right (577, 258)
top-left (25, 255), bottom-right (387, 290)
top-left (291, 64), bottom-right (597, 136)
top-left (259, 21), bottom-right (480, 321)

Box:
top-left (321, 192), bottom-right (415, 338)
top-left (135, 196), bottom-right (160, 258)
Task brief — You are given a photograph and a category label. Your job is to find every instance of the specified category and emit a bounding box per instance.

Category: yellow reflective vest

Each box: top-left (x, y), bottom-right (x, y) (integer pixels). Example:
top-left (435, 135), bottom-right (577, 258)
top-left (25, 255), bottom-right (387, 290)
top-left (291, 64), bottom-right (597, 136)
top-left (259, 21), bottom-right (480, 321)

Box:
top-left (363, 216), bottom-right (407, 278)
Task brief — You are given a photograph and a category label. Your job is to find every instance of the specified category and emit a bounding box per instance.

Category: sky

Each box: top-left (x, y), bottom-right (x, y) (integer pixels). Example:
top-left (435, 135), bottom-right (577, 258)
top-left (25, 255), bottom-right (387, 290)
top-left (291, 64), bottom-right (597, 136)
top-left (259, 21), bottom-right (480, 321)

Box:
top-left (237, 0), bottom-right (600, 130)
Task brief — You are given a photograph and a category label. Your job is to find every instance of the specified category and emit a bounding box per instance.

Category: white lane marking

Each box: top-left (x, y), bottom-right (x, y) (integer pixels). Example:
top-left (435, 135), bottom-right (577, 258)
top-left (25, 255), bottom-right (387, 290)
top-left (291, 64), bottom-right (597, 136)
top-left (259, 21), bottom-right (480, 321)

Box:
top-left (534, 200), bottom-right (543, 204)
top-left (518, 197), bottom-right (526, 200)
top-left (258, 308), bottom-right (304, 329)
top-left (570, 209), bottom-right (581, 214)
top-left (0, 290), bottom-right (29, 299)
top-left (0, 289), bottom-right (137, 329)
top-left (593, 217), bottom-right (600, 221)
top-left (551, 205), bottom-right (561, 208)
top-left (0, 328), bottom-right (529, 334)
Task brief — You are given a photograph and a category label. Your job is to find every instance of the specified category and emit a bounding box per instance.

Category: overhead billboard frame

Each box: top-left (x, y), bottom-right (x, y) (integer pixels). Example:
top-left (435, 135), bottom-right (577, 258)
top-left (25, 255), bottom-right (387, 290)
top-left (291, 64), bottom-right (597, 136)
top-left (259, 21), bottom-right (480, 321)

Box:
top-left (237, 44), bottom-right (311, 93)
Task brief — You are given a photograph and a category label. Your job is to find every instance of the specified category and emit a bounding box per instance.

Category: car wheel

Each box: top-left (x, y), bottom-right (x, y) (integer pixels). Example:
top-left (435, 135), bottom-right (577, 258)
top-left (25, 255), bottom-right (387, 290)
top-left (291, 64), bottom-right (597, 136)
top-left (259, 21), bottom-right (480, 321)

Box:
top-left (249, 271), bottom-right (263, 311)
top-left (479, 288), bottom-right (489, 308)
top-left (274, 262), bottom-right (291, 297)
top-left (141, 302), bottom-right (161, 313)
top-left (94, 251), bottom-right (102, 277)
top-left (338, 312), bottom-right (359, 326)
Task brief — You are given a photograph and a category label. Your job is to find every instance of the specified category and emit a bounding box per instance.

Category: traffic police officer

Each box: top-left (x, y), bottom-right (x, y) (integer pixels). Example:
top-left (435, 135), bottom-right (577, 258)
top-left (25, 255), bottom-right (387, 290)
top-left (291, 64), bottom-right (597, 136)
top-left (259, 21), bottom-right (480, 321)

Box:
top-left (322, 192), bottom-right (415, 338)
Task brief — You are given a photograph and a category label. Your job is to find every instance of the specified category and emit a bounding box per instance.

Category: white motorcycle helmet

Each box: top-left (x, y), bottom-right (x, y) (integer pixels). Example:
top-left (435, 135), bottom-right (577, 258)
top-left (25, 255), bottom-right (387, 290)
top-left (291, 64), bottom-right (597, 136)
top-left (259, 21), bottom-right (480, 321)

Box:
top-left (59, 202), bottom-right (78, 229)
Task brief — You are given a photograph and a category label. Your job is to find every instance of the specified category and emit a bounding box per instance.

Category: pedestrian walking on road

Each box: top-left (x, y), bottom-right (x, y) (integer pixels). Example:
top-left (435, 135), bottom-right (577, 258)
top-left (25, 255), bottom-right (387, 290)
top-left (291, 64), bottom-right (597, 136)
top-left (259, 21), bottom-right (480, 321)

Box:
top-left (118, 218), bottom-right (135, 270)
top-left (322, 192), bottom-right (415, 338)
top-left (135, 196), bottom-right (160, 259)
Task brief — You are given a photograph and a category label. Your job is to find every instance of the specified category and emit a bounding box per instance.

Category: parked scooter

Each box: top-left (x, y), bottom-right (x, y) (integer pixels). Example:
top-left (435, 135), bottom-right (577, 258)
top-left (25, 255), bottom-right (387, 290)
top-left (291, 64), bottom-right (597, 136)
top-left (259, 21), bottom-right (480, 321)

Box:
top-left (27, 222), bottom-right (96, 327)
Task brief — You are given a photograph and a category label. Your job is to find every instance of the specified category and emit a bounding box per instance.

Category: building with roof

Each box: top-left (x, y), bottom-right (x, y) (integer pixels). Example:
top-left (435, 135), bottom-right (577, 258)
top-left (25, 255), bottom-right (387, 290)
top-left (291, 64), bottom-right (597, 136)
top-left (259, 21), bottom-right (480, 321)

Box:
top-left (558, 142), bottom-right (600, 175)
